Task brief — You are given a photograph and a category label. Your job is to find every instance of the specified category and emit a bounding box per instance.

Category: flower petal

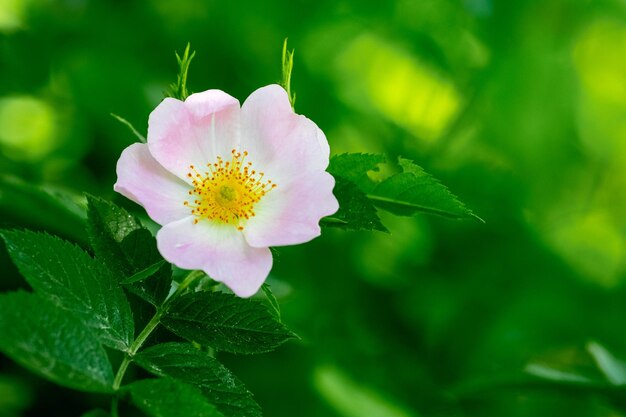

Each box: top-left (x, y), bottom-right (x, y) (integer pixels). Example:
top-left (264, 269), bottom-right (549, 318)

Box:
top-left (243, 171), bottom-right (339, 247)
top-left (114, 143), bottom-right (191, 225)
top-left (157, 217), bottom-right (272, 297)
top-left (147, 91), bottom-right (240, 181)
top-left (240, 84), bottom-right (330, 180)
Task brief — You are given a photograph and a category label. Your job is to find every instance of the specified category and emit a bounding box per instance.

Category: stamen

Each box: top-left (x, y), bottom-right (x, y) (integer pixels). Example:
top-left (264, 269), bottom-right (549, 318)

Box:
top-left (183, 149), bottom-right (277, 229)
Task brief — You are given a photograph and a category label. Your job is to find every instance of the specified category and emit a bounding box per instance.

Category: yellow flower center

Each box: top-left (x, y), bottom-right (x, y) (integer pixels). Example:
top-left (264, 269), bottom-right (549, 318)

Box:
top-left (184, 149), bottom-right (277, 230)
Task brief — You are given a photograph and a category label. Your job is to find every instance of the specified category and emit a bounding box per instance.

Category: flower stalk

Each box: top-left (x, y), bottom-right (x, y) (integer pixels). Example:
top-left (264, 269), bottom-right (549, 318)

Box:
top-left (110, 270), bottom-right (205, 415)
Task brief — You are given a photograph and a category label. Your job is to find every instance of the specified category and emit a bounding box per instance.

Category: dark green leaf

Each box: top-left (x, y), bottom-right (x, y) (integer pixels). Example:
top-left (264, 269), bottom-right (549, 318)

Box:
top-left (128, 378), bottom-right (224, 417)
top-left (122, 260), bottom-right (167, 284)
top-left (135, 343), bottom-right (261, 417)
top-left (0, 291), bottom-right (114, 393)
top-left (86, 195), bottom-right (144, 249)
top-left (261, 283), bottom-right (281, 320)
top-left (161, 291), bottom-right (297, 354)
top-left (0, 230), bottom-right (134, 351)
top-left (369, 158), bottom-right (482, 222)
top-left (328, 153), bottom-right (386, 192)
top-left (121, 230), bottom-right (172, 305)
top-left (0, 175), bottom-right (86, 242)
top-left (86, 196), bottom-right (171, 305)
top-left (326, 153), bottom-right (389, 231)
top-left (324, 177), bottom-right (387, 232)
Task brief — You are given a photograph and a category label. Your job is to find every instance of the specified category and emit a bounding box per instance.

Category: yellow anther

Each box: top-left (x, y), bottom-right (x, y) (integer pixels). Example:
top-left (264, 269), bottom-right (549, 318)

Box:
top-left (183, 149), bottom-right (276, 227)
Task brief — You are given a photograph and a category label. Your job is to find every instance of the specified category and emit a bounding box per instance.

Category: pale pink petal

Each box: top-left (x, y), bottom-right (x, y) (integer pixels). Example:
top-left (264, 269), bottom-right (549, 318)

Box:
top-left (243, 171), bottom-right (338, 248)
top-left (147, 91), bottom-right (240, 181)
top-left (157, 217), bottom-right (272, 297)
top-left (240, 84), bottom-right (330, 180)
top-left (114, 143), bottom-right (191, 225)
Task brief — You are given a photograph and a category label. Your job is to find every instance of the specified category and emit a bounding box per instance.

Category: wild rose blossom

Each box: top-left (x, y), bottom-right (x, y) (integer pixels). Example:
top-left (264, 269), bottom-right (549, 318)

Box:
top-left (114, 85), bottom-right (338, 297)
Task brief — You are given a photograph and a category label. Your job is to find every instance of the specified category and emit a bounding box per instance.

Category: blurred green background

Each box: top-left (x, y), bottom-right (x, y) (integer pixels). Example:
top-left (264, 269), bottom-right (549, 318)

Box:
top-left (2, 0), bottom-right (626, 416)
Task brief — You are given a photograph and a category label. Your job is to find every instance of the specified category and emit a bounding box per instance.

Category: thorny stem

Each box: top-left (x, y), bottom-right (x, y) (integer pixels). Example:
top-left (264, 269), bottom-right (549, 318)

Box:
top-left (110, 270), bottom-right (205, 415)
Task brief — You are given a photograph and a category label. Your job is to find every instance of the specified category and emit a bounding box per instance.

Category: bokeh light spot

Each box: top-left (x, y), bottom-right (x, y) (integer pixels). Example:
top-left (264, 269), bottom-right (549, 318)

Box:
top-left (336, 34), bottom-right (462, 142)
top-left (0, 96), bottom-right (58, 161)
top-left (0, 0), bottom-right (26, 32)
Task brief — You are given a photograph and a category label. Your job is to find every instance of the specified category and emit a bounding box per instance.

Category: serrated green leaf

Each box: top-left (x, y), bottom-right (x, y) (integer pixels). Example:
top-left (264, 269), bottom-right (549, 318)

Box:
top-left (0, 291), bottom-right (114, 393)
top-left (128, 378), bottom-right (224, 417)
top-left (324, 177), bottom-right (387, 232)
top-left (328, 153), bottom-right (386, 193)
top-left (369, 158), bottom-right (482, 222)
top-left (80, 410), bottom-right (110, 417)
top-left (86, 196), bottom-right (171, 305)
top-left (135, 343), bottom-right (261, 417)
top-left (87, 195), bottom-right (144, 245)
top-left (0, 230), bottom-right (134, 351)
top-left (261, 283), bottom-right (281, 320)
top-left (161, 291), bottom-right (297, 354)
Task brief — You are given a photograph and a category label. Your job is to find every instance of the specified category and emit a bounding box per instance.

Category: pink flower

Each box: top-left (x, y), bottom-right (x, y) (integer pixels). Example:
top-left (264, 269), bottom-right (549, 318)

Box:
top-left (114, 85), bottom-right (338, 297)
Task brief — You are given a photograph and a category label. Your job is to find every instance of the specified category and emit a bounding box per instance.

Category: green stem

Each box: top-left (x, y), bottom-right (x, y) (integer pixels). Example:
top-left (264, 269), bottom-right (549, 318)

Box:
top-left (130, 312), bottom-right (162, 355)
top-left (110, 270), bottom-right (205, 412)
top-left (112, 310), bottom-right (162, 390)
top-left (112, 356), bottom-right (131, 391)
top-left (172, 270), bottom-right (204, 299)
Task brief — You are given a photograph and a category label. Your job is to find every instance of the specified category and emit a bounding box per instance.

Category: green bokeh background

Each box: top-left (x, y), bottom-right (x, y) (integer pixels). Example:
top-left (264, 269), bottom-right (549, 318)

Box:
top-left (2, 0), bottom-right (626, 416)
